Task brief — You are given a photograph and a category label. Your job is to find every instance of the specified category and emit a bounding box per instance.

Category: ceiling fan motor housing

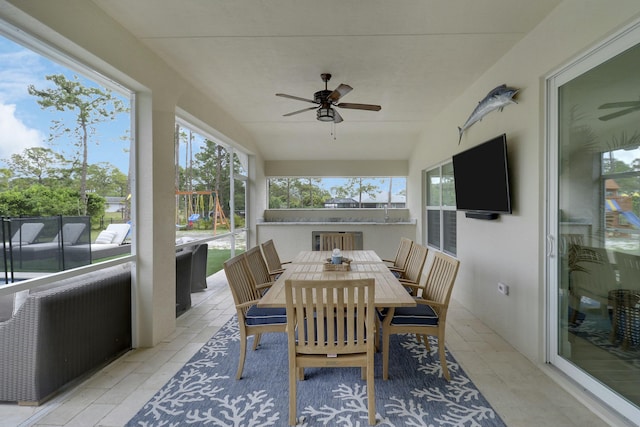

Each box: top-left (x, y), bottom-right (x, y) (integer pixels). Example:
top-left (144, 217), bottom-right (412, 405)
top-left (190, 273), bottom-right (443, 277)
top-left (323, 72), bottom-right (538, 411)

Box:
top-left (314, 90), bottom-right (333, 104)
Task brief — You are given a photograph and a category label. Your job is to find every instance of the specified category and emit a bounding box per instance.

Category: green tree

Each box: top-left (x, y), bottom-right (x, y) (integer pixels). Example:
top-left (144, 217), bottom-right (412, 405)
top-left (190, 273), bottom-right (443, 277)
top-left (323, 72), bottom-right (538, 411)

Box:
top-left (0, 168), bottom-right (11, 192)
top-left (332, 178), bottom-right (379, 207)
top-left (86, 162), bottom-right (128, 196)
top-left (7, 147), bottom-right (69, 187)
top-left (268, 178), bottom-right (292, 208)
top-left (291, 178), bottom-right (330, 208)
top-left (604, 157), bottom-right (638, 197)
top-left (28, 74), bottom-right (128, 215)
top-left (0, 184), bottom-right (105, 217)
top-left (193, 140), bottom-right (229, 198)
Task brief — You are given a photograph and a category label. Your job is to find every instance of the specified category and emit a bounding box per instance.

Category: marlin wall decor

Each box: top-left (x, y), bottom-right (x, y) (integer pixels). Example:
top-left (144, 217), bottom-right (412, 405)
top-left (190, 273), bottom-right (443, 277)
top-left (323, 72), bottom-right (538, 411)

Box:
top-left (458, 84), bottom-right (519, 144)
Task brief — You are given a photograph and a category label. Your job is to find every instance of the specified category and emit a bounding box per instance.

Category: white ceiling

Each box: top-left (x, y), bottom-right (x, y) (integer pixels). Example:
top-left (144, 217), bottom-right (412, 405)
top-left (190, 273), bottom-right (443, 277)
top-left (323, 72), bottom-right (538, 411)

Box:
top-left (92, 0), bottom-right (561, 161)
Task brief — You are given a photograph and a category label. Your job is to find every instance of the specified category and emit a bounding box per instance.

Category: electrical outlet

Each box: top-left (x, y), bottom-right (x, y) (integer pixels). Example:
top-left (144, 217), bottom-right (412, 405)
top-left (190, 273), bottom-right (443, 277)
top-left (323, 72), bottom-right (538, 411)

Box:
top-left (497, 282), bottom-right (509, 295)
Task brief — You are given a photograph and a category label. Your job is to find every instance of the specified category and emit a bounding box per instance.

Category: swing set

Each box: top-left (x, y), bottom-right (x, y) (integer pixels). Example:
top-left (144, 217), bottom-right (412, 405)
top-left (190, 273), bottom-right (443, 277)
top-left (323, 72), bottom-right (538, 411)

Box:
top-left (175, 190), bottom-right (228, 235)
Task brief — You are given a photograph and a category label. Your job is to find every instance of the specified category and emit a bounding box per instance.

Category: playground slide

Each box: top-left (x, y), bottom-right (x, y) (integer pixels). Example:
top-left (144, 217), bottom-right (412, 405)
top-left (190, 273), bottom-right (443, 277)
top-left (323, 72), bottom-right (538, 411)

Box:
top-left (605, 198), bottom-right (640, 228)
top-left (619, 210), bottom-right (640, 228)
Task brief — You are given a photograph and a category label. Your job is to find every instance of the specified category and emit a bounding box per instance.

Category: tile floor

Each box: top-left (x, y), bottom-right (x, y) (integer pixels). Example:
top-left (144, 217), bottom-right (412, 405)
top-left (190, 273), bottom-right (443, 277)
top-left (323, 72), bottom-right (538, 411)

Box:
top-left (0, 270), bottom-right (633, 427)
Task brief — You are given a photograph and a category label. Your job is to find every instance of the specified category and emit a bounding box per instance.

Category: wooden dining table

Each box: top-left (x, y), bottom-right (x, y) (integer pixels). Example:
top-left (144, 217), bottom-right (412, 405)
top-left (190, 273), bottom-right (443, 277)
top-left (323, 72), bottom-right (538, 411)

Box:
top-left (258, 250), bottom-right (416, 309)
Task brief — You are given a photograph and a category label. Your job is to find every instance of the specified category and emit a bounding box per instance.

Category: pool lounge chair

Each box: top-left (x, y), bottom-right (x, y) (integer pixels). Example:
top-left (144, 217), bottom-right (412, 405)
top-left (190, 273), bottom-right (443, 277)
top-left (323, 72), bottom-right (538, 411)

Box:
top-left (6, 222), bottom-right (45, 247)
top-left (68, 223), bottom-right (132, 261)
top-left (11, 223), bottom-right (88, 261)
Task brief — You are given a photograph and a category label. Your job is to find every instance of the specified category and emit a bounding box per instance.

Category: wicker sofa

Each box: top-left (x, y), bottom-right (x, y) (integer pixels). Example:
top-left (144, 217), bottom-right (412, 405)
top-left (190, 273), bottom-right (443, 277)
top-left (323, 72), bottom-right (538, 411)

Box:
top-left (0, 263), bottom-right (132, 405)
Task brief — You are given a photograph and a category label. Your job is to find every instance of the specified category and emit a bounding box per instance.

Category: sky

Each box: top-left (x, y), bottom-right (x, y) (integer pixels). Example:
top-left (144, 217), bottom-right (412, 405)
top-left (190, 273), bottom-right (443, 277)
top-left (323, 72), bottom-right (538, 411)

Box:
top-left (0, 36), bottom-right (131, 173)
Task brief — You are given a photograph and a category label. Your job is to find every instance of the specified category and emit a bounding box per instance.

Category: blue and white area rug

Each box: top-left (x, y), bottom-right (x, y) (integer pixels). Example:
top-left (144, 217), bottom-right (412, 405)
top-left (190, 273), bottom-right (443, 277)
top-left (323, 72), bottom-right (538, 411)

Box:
top-left (126, 316), bottom-right (505, 426)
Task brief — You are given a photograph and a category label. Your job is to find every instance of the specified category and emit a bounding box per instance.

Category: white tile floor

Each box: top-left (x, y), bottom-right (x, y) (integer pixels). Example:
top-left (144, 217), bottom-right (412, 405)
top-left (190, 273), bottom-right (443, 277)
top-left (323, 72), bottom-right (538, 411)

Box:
top-left (0, 270), bottom-right (632, 427)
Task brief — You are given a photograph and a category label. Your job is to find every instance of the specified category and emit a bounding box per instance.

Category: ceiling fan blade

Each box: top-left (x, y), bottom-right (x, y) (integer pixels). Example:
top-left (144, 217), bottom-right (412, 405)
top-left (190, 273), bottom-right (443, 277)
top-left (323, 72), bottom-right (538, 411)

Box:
top-left (327, 84), bottom-right (353, 102)
top-left (336, 102), bottom-right (381, 111)
top-left (276, 93), bottom-right (318, 104)
top-left (598, 101), bottom-right (640, 109)
top-left (333, 109), bottom-right (344, 123)
top-left (283, 106), bottom-right (317, 117)
top-left (598, 106), bottom-right (640, 121)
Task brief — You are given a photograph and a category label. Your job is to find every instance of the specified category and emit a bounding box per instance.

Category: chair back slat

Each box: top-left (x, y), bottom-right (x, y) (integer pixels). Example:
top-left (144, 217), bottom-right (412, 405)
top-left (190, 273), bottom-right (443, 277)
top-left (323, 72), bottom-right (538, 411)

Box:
top-left (420, 252), bottom-right (460, 309)
top-left (394, 237), bottom-right (413, 269)
top-left (223, 253), bottom-right (260, 317)
top-left (320, 233), bottom-right (355, 251)
top-left (403, 243), bottom-right (429, 284)
top-left (285, 279), bottom-right (374, 355)
top-left (245, 246), bottom-right (272, 286)
top-left (261, 239), bottom-right (283, 272)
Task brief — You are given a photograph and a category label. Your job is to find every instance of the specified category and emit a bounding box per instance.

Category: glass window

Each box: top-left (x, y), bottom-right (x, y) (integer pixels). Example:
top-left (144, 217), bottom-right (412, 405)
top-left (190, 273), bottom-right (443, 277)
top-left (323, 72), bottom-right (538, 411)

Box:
top-left (267, 177), bottom-right (406, 209)
top-left (555, 39), bottom-right (640, 411)
top-left (174, 120), bottom-right (249, 262)
top-left (425, 162), bottom-right (456, 256)
top-left (175, 121), bottom-right (231, 232)
top-left (0, 32), bottom-right (133, 278)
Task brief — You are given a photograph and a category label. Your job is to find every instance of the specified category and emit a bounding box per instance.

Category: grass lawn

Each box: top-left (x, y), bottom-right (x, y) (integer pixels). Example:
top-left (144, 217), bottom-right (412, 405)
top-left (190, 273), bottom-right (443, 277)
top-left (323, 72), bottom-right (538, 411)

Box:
top-left (206, 248), bottom-right (243, 276)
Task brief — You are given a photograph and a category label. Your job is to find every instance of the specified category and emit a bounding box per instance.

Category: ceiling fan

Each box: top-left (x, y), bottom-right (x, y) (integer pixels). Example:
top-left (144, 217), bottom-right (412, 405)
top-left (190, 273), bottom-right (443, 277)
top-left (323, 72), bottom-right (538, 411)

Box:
top-left (598, 98), bottom-right (640, 121)
top-left (276, 73), bottom-right (381, 123)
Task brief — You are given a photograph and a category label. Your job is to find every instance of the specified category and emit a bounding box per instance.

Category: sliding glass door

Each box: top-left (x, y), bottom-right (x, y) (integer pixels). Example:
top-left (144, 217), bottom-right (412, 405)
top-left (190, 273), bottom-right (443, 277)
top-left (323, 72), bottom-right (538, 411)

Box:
top-left (548, 23), bottom-right (640, 421)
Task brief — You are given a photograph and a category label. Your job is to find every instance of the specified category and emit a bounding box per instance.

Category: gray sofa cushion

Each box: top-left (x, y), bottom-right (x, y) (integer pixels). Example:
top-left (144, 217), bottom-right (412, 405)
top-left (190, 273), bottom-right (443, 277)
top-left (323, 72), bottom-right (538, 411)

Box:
top-left (0, 294), bottom-right (14, 323)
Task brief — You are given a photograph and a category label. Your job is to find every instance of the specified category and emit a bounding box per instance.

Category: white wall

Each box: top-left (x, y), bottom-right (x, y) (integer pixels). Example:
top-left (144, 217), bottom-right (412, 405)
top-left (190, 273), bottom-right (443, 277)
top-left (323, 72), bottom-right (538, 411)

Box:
top-left (407, 0), bottom-right (640, 362)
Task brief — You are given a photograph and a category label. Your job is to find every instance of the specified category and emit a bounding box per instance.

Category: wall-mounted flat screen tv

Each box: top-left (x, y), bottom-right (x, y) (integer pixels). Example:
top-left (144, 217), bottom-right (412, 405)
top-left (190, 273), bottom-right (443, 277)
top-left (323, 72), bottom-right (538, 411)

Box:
top-left (452, 133), bottom-right (512, 217)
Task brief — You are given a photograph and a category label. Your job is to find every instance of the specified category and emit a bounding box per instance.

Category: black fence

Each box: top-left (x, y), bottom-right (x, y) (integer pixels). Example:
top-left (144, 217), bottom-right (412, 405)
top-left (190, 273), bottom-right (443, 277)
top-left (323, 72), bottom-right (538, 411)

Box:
top-left (2, 216), bottom-right (91, 284)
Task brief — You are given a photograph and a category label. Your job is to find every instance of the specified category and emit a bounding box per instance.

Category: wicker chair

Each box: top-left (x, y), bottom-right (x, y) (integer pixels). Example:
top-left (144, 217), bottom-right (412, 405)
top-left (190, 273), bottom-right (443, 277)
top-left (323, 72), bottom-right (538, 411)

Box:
top-left (285, 278), bottom-right (376, 425)
top-left (0, 264), bottom-right (132, 404)
top-left (223, 253), bottom-right (286, 379)
top-left (613, 250), bottom-right (640, 292)
top-left (378, 251), bottom-right (460, 381)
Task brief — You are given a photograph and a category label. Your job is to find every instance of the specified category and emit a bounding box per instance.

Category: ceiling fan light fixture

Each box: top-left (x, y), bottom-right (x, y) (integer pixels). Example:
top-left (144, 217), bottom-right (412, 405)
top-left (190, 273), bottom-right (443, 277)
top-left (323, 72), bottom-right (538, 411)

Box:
top-left (277, 74), bottom-right (381, 123)
top-left (317, 106), bottom-right (335, 122)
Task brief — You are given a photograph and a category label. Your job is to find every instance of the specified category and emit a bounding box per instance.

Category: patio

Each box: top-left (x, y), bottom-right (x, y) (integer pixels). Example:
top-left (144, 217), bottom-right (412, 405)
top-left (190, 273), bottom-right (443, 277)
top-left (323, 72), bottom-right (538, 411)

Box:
top-left (0, 270), bottom-right (607, 427)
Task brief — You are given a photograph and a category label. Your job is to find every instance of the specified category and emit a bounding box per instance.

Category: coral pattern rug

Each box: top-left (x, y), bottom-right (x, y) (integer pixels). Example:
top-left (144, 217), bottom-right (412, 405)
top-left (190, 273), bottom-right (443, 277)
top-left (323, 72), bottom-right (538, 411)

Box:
top-left (126, 316), bottom-right (506, 426)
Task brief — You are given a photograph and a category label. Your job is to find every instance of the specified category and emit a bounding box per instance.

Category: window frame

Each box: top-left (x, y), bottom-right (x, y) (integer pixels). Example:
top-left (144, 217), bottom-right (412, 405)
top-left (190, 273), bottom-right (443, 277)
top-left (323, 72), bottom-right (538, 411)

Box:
top-left (266, 176), bottom-right (407, 209)
top-left (424, 161), bottom-right (457, 256)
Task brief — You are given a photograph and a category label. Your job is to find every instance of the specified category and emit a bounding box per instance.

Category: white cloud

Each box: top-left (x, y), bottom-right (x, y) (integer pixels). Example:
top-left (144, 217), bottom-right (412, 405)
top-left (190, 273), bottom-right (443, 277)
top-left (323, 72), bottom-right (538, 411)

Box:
top-left (0, 49), bottom-right (46, 103)
top-left (0, 103), bottom-right (44, 161)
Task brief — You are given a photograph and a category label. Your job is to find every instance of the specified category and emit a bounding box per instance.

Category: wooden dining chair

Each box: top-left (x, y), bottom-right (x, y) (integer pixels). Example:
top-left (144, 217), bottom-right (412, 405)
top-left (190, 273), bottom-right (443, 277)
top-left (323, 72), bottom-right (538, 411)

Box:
top-left (378, 251), bottom-right (460, 381)
top-left (398, 243), bottom-right (429, 294)
top-left (383, 237), bottom-right (413, 278)
top-left (320, 232), bottom-right (355, 251)
top-left (244, 246), bottom-right (277, 292)
top-left (260, 239), bottom-right (290, 277)
top-left (285, 278), bottom-right (376, 426)
top-left (223, 253), bottom-right (287, 379)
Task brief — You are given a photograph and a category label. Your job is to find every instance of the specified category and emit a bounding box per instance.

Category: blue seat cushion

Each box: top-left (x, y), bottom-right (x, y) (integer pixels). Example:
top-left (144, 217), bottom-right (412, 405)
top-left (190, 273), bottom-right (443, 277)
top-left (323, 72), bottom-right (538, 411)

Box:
top-left (245, 305), bottom-right (287, 326)
top-left (377, 303), bottom-right (439, 326)
top-left (391, 270), bottom-right (402, 278)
